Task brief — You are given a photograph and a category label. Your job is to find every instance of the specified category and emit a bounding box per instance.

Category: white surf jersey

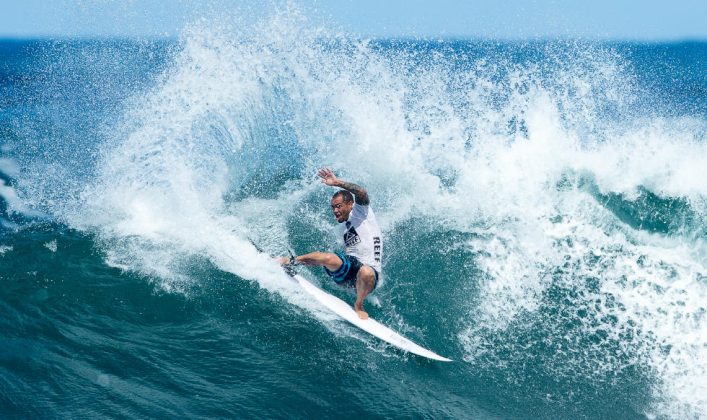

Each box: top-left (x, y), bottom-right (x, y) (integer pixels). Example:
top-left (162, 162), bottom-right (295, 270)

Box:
top-left (338, 203), bottom-right (383, 272)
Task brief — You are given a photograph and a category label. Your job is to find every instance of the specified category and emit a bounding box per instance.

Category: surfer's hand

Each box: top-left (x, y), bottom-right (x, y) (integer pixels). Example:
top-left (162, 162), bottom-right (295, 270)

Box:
top-left (355, 309), bottom-right (369, 320)
top-left (317, 167), bottom-right (339, 186)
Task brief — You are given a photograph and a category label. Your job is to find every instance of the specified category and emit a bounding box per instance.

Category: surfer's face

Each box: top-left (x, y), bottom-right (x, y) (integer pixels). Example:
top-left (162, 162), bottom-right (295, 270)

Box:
top-left (330, 197), bottom-right (353, 223)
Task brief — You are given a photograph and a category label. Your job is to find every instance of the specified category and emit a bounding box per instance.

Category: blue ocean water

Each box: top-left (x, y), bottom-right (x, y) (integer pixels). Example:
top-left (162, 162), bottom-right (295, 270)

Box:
top-left (1, 14), bottom-right (706, 419)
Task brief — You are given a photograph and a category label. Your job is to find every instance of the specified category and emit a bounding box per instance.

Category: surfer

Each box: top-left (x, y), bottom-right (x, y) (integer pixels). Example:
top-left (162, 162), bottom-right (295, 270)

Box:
top-left (279, 168), bottom-right (382, 320)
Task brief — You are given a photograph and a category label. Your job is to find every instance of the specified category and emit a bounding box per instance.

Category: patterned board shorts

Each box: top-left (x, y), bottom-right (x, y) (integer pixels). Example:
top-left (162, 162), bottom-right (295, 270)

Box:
top-left (324, 252), bottom-right (379, 290)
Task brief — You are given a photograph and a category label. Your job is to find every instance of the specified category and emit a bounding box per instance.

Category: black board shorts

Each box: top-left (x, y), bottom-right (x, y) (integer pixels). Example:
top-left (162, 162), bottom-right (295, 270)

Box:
top-left (324, 252), bottom-right (379, 290)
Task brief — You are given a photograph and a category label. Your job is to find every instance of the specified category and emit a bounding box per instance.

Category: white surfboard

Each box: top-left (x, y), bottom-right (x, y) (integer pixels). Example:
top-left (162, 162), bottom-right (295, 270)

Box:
top-left (289, 273), bottom-right (452, 362)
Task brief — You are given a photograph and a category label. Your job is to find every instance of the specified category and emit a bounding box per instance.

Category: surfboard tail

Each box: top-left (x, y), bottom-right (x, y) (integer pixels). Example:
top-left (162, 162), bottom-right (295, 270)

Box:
top-left (293, 274), bottom-right (453, 362)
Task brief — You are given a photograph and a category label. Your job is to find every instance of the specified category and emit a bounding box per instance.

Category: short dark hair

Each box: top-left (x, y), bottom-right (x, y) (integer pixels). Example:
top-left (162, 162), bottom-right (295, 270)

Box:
top-left (332, 190), bottom-right (354, 203)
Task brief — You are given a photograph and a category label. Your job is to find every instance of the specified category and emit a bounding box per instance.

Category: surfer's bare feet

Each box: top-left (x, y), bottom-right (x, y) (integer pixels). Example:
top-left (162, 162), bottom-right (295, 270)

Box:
top-left (275, 257), bottom-right (289, 265)
top-left (355, 309), bottom-right (369, 320)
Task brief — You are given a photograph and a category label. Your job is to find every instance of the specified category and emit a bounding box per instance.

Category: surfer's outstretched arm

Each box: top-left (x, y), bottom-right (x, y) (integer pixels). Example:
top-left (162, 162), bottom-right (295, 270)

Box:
top-left (317, 168), bottom-right (369, 205)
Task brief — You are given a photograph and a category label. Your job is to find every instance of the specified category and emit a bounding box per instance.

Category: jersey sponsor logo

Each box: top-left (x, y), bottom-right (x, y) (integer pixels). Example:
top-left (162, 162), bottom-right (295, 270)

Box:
top-left (373, 236), bottom-right (381, 263)
top-left (344, 222), bottom-right (361, 247)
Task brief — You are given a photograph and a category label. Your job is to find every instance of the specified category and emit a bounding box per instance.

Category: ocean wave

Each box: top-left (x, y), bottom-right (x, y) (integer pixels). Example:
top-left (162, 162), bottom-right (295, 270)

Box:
top-left (3, 7), bottom-right (705, 418)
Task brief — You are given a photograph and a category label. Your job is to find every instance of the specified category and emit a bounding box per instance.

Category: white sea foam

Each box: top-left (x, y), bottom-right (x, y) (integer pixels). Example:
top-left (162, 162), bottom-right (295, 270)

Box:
top-left (0, 178), bottom-right (45, 218)
top-left (0, 158), bottom-right (20, 178)
top-left (44, 240), bottom-right (58, 253)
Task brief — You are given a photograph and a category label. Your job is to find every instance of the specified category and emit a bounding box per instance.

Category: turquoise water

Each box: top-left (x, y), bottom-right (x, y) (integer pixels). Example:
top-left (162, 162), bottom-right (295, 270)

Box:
top-left (1, 13), bottom-right (706, 419)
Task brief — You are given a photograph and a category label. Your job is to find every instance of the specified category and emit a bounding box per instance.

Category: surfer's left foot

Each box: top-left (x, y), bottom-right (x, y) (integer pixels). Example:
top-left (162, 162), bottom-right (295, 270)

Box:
top-left (355, 309), bottom-right (369, 320)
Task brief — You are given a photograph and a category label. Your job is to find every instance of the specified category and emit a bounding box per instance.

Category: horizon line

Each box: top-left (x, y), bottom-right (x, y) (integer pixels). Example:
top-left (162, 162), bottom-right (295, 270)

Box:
top-left (0, 34), bottom-right (705, 44)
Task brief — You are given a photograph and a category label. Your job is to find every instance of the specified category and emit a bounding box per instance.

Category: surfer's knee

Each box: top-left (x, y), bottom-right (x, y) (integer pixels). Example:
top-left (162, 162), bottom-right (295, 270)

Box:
top-left (359, 265), bottom-right (374, 277)
top-left (316, 252), bottom-right (342, 271)
top-left (321, 252), bottom-right (340, 265)
top-left (357, 266), bottom-right (375, 289)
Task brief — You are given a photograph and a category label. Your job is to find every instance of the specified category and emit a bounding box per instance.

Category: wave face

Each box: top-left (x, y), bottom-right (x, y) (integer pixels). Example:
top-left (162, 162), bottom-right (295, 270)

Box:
top-left (1, 9), bottom-right (706, 419)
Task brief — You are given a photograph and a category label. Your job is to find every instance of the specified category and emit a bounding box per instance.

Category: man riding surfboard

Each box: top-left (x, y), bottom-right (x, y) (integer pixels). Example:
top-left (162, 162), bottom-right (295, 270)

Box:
top-left (279, 168), bottom-right (383, 319)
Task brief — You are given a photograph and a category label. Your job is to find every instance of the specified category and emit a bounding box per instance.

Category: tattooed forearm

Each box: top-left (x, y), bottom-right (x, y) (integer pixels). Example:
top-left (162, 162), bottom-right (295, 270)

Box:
top-left (336, 180), bottom-right (370, 205)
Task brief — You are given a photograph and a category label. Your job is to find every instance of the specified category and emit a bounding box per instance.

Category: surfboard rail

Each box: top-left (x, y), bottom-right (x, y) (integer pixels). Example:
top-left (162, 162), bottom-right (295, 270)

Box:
top-left (290, 273), bottom-right (452, 362)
